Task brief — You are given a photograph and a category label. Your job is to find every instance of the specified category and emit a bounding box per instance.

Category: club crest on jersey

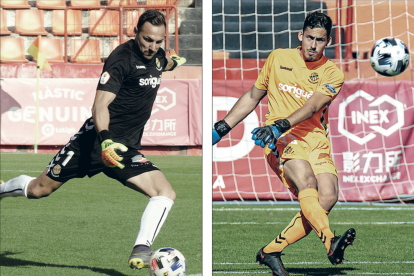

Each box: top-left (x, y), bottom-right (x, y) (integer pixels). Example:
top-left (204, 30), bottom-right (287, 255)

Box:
top-left (308, 72), bottom-right (319, 84)
top-left (156, 58), bottom-right (162, 71)
top-left (52, 164), bottom-right (61, 176)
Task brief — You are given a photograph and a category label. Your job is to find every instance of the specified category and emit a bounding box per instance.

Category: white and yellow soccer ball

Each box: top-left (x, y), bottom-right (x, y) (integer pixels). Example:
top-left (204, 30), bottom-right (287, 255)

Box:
top-left (148, 247), bottom-right (186, 276)
top-left (370, 37), bottom-right (410, 76)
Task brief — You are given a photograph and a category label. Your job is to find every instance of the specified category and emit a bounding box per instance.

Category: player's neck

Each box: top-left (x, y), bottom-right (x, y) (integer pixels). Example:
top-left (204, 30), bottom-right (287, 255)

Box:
top-left (297, 47), bottom-right (324, 62)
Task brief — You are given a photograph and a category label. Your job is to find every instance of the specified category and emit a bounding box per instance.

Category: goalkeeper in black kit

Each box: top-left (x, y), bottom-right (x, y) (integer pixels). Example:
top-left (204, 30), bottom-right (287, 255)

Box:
top-left (0, 9), bottom-right (186, 270)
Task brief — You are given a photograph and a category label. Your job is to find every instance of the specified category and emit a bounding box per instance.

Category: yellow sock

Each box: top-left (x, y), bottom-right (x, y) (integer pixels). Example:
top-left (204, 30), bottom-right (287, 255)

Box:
top-left (263, 211), bottom-right (312, 253)
top-left (298, 188), bottom-right (334, 253)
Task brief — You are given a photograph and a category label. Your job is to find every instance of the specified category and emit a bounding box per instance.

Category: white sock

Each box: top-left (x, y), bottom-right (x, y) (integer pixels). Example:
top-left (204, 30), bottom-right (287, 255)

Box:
top-left (0, 175), bottom-right (35, 198)
top-left (134, 196), bottom-right (174, 247)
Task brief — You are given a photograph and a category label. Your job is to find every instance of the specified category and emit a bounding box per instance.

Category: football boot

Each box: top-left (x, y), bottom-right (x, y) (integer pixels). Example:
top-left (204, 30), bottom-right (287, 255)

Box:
top-left (128, 245), bottom-right (152, 270)
top-left (328, 228), bottom-right (356, 266)
top-left (256, 247), bottom-right (290, 276)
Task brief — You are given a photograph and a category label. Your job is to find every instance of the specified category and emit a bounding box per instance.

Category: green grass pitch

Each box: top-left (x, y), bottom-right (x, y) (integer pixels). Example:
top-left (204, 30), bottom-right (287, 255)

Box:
top-left (1, 153), bottom-right (202, 276)
top-left (213, 204), bottom-right (414, 275)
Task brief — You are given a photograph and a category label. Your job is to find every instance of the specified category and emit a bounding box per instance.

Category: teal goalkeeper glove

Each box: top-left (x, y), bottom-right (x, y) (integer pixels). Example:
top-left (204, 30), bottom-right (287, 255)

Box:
top-left (251, 119), bottom-right (291, 149)
top-left (167, 49), bottom-right (186, 69)
top-left (99, 130), bottom-right (128, 169)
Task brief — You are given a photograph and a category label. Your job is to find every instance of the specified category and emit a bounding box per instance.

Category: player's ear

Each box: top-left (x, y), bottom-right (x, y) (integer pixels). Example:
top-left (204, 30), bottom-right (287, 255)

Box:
top-left (134, 26), bottom-right (138, 36)
top-left (298, 30), bottom-right (303, 42)
top-left (326, 36), bottom-right (332, 47)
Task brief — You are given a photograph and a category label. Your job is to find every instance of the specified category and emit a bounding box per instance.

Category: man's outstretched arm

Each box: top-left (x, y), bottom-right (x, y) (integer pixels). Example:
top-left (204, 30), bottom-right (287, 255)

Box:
top-left (213, 85), bottom-right (267, 145)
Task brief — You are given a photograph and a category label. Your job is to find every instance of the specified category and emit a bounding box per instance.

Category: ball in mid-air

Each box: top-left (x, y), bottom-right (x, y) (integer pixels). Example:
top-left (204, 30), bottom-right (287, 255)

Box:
top-left (148, 247), bottom-right (186, 276)
top-left (370, 37), bottom-right (409, 76)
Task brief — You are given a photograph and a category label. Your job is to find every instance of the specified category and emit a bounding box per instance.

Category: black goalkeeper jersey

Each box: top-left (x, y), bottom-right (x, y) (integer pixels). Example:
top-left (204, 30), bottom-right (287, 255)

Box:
top-left (96, 39), bottom-right (168, 149)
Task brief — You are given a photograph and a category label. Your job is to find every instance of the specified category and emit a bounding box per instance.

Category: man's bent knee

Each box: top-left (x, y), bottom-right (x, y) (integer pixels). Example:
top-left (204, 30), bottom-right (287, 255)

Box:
top-left (318, 192), bottom-right (338, 211)
top-left (159, 188), bottom-right (176, 202)
top-left (126, 170), bottom-right (176, 201)
top-left (27, 175), bottom-right (63, 199)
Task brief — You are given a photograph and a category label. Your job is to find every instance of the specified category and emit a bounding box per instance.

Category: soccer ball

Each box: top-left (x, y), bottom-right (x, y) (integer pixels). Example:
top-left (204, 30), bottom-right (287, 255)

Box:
top-left (370, 37), bottom-right (409, 76)
top-left (148, 247), bottom-right (186, 276)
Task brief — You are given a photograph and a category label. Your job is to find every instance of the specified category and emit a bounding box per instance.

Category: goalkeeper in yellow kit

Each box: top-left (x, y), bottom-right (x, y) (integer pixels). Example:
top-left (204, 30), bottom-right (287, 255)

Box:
top-left (0, 10), bottom-right (186, 271)
top-left (213, 11), bottom-right (355, 276)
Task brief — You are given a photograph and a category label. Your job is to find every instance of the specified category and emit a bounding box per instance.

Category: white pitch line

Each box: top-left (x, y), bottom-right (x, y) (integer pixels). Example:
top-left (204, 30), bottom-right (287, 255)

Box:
top-left (213, 221), bottom-right (414, 225)
top-left (213, 207), bottom-right (414, 211)
top-left (214, 261), bottom-right (414, 265)
top-left (213, 272), bottom-right (414, 275)
top-left (0, 170), bottom-right (201, 175)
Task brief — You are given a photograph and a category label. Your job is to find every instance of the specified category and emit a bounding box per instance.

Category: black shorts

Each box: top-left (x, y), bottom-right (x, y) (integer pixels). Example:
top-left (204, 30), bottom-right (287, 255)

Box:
top-left (45, 118), bottom-right (160, 184)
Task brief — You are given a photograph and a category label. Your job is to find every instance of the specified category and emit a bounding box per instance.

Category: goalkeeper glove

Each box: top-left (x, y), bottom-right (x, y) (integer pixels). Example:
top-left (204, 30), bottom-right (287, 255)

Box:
top-left (98, 130), bottom-right (128, 169)
top-left (251, 119), bottom-right (291, 149)
top-left (167, 49), bottom-right (186, 70)
top-left (213, 120), bottom-right (232, 145)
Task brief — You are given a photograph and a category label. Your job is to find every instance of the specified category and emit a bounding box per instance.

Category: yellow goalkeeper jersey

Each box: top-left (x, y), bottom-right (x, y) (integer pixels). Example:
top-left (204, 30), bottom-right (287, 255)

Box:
top-left (254, 47), bottom-right (344, 136)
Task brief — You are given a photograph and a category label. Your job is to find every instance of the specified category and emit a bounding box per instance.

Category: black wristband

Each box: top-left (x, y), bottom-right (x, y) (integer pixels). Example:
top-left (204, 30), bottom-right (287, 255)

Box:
top-left (274, 119), bottom-right (291, 134)
top-left (98, 130), bottom-right (111, 143)
top-left (214, 120), bottom-right (232, 138)
top-left (170, 59), bottom-right (178, 70)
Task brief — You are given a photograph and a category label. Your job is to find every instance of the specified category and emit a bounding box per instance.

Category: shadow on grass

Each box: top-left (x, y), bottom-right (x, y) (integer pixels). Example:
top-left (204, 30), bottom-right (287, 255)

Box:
top-left (0, 251), bottom-right (129, 276)
top-left (214, 266), bottom-right (359, 275)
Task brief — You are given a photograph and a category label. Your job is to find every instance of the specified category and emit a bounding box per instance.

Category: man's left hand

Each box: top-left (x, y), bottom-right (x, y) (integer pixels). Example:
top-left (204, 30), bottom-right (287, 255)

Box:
top-left (251, 125), bottom-right (280, 149)
top-left (251, 119), bottom-right (291, 149)
top-left (167, 49), bottom-right (186, 69)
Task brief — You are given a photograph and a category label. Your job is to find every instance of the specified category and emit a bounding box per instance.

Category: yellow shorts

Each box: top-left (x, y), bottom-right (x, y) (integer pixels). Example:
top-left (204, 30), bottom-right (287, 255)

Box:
top-left (264, 131), bottom-right (337, 196)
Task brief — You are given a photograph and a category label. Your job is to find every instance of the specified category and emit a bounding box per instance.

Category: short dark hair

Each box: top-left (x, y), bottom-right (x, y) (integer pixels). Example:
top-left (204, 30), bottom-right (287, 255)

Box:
top-left (303, 11), bottom-right (332, 38)
top-left (136, 9), bottom-right (166, 33)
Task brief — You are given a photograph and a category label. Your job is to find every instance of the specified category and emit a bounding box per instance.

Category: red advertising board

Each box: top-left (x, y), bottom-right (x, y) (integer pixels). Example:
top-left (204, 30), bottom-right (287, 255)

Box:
top-left (1, 78), bottom-right (202, 146)
top-left (213, 80), bottom-right (414, 202)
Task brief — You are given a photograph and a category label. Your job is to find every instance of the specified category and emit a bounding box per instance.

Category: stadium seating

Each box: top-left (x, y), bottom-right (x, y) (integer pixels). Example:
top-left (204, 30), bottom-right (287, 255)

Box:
top-left (89, 10), bottom-right (119, 36)
top-left (111, 39), bottom-right (120, 51)
top-left (147, 0), bottom-right (169, 4)
top-left (34, 38), bottom-right (64, 63)
top-left (126, 10), bottom-right (142, 36)
top-left (52, 9), bottom-right (82, 36)
top-left (15, 10), bottom-right (48, 35)
top-left (70, 0), bottom-right (101, 7)
top-left (36, 0), bottom-right (66, 10)
top-left (0, 0), bottom-right (30, 9)
top-left (0, 37), bottom-right (29, 63)
top-left (70, 39), bottom-right (102, 63)
top-left (108, 0), bottom-right (138, 6)
top-left (0, 10), bottom-right (12, 35)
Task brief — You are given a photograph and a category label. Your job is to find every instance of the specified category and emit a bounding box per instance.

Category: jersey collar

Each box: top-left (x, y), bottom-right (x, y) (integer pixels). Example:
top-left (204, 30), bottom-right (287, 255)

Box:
top-left (296, 46), bottom-right (328, 70)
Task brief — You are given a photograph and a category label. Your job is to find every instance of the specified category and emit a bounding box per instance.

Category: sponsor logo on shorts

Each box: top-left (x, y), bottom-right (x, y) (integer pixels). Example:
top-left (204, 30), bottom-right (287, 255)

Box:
top-left (308, 72), bottom-right (319, 84)
top-left (100, 71), bottom-right (110, 84)
top-left (314, 160), bottom-right (334, 166)
top-left (131, 154), bottom-right (148, 163)
top-left (51, 164), bottom-right (61, 177)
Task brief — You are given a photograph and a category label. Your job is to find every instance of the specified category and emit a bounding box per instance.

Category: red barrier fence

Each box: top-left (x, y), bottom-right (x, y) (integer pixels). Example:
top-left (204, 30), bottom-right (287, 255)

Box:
top-left (1, 78), bottom-right (201, 146)
top-left (213, 80), bottom-right (414, 202)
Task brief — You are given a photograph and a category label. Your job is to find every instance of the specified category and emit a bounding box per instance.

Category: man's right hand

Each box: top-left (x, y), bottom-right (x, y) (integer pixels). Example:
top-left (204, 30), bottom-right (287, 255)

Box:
top-left (213, 120), bottom-right (232, 145)
top-left (101, 139), bottom-right (128, 169)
